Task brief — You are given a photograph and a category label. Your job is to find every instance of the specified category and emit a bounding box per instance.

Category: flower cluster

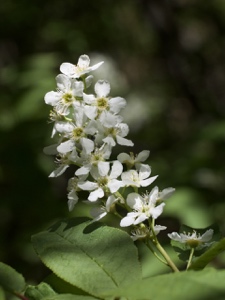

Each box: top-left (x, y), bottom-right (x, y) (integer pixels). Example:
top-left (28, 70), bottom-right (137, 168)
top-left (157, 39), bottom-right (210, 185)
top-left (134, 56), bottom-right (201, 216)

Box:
top-left (44, 54), bottom-right (175, 240)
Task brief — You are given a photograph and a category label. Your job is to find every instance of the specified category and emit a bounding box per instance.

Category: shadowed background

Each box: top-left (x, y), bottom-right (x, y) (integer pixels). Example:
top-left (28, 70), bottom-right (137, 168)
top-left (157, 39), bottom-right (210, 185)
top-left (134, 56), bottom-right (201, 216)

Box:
top-left (0, 0), bottom-right (225, 282)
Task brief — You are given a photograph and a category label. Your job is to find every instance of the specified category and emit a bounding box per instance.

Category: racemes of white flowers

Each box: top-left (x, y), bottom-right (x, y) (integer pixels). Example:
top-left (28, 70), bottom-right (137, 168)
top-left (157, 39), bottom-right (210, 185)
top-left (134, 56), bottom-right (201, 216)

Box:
top-left (44, 54), bottom-right (175, 240)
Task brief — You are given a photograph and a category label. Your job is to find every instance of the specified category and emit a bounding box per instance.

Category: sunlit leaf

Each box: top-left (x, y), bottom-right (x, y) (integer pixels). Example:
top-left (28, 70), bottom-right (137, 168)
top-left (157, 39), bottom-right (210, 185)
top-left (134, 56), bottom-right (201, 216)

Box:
top-left (32, 217), bottom-right (141, 298)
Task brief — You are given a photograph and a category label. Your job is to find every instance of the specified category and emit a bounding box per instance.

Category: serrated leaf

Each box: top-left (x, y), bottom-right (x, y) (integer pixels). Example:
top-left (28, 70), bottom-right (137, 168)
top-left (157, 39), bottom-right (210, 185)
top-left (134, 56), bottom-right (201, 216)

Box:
top-left (44, 273), bottom-right (89, 295)
top-left (189, 238), bottom-right (225, 270)
top-left (25, 282), bottom-right (56, 300)
top-left (0, 262), bottom-right (26, 294)
top-left (46, 295), bottom-right (98, 300)
top-left (32, 217), bottom-right (141, 298)
top-left (108, 269), bottom-right (225, 300)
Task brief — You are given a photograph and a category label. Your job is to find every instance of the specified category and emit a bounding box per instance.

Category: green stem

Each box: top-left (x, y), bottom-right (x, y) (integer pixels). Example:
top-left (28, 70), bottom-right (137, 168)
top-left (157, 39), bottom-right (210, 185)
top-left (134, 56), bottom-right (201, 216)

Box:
top-left (153, 240), bottom-right (179, 272)
top-left (186, 247), bottom-right (195, 270)
top-left (149, 220), bottom-right (179, 272)
top-left (146, 240), bottom-right (168, 265)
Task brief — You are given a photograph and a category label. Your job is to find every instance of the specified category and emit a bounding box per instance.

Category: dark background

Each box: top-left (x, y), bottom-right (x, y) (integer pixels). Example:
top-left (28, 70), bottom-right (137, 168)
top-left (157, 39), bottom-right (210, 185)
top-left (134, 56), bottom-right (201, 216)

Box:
top-left (1, 0), bottom-right (225, 282)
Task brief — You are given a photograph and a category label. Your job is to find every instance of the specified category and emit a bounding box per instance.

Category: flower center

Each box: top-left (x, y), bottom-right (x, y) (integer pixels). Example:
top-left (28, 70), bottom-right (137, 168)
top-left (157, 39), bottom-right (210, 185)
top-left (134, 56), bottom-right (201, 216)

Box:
top-left (98, 177), bottom-right (109, 187)
top-left (72, 127), bottom-right (84, 140)
top-left (97, 97), bottom-right (109, 111)
top-left (62, 93), bottom-right (74, 104)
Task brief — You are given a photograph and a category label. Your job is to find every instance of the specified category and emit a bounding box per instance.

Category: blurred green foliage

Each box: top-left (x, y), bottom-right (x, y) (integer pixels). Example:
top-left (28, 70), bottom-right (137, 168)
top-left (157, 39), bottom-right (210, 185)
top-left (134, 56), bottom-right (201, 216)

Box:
top-left (0, 0), bottom-right (225, 282)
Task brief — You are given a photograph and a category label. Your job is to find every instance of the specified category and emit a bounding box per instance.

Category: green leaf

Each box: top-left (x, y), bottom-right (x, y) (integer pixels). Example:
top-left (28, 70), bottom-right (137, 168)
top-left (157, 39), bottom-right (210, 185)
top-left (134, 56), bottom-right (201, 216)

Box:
top-left (189, 238), bottom-right (225, 270)
top-left (0, 262), bottom-right (26, 294)
top-left (46, 295), bottom-right (99, 300)
top-left (44, 273), bottom-right (89, 295)
top-left (0, 286), bottom-right (6, 300)
top-left (32, 217), bottom-right (141, 298)
top-left (25, 282), bottom-right (56, 300)
top-left (108, 269), bottom-right (225, 300)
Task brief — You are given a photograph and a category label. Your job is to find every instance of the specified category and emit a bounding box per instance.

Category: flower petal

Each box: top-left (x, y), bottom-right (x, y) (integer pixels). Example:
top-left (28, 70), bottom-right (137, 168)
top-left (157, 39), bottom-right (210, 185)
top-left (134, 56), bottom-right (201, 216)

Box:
top-left (95, 80), bottom-right (110, 97)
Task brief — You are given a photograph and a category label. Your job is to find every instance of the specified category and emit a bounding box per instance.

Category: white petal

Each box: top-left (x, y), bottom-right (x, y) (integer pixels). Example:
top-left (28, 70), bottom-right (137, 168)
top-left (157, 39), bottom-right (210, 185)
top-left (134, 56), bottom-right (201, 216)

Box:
top-left (95, 80), bottom-right (110, 97)
top-left (136, 150), bottom-right (150, 162)
top-left (149, 186), bottom-right (159, 203)
top-left (55, 122), bottom-right (73, 133)
top-left (120, 215), bottom-right (136, 227)
top-left (159, 187), bottom-right (175, 200)
top-left (140, 175), bottom-right (158, 187)
top-left (109, 97), bottom-right (126, 113)
top-left (75, 165), bottom-right (91, 176)
top-left (49, 165), bottom-right (69, 177)
top-left (133, 214), bottom-right (148, 225)
top-left (88, 188), bottom-right (104, 201)
top-left (57, 140), bottom-right (74, 154)
top-left (117, 153), bottom-right (131, 163)
top-left (151, 203), bottom-right (165, 219)
top-left (88, 61), bottom-right (104, 71)
top-left (105, 195), bottom-right (116, 211)
top-left (84, 105), bottom-right (98, 120)
top-left (118, 123), bottom-right (129, 137)
top-left (80, 138), bottom-right (94, 154)
top-left (44, 91), bottom-right (61, 106)
top-left (103, 136), bottom-right (116, 147)
top-left (85, 75), bottom-right (93, 88)
top-left (67, 190), bottom-right (79, 211)
top-left (116, 135), bottom-right (134, 146)
top-left (201, 229), bottom-right (214, 242)
top-left (126, 193), bottom-right (143, 210)
top-left (108, 179), bottom-right (124, 193)
top-left (168, 232), bottom-right (182, 242)
top-left (56, 74), bottom-right (71, 91)
top-left (98, 161), bottom-right (110, 177)
top-left (60, 63), bottom-right (76, 77)
top-left (139, 164), bottom-right (151, 179)
top-left (78, 54), bottom-right (90, 68)
top-left (110, 161), bottom-right (123, 178)
top-left (154, 225), bottom-right (167, 235)
top-left (78, 181), bottom-right (98, 191)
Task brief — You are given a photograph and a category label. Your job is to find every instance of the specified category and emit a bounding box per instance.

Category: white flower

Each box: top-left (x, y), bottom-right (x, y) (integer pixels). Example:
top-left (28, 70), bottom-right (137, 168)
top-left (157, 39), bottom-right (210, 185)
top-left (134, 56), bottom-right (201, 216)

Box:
top-left (55, 108), bottom-right (94, 154)
top-left (78, 161), bottom-right (124, 202)
top-left (117, 150), bottom-right (150, 169)
top-left (94, 113), bottom-right (133, 147)
top-left (120, 192), bottom-right (165, 227)
top-left (75, 144), bottom-right (112, 176)
top-left (131, 225), bottom-right (167, 241)
top-left (83, 80), bottom-right (126, 119)
top-left (121, 164), bottom-right (157, 188)
top-left (168, 229), bottom-right (214, 249)
top-left (148, 186), bottom-right (175, 203)
top-left (60, 54), bottom-right (104, 78)
top-left (44, 74), bottom-right (84, 115)
top-left (90, 195), bottom-right (118, 222)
